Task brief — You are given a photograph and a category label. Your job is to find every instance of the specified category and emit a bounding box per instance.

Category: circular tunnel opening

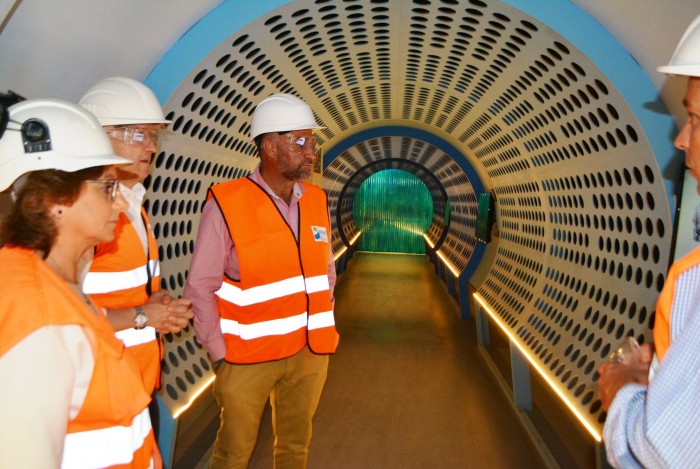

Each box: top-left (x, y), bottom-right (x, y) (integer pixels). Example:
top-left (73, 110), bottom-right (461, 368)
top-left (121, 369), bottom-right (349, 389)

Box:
top-left (353, 169), bottom-right (433, 254)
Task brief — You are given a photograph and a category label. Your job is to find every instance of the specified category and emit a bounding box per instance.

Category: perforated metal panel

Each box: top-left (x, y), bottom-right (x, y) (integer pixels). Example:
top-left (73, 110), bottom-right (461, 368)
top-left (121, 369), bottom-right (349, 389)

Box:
top-left (148, 0), bottom-right (675, 436)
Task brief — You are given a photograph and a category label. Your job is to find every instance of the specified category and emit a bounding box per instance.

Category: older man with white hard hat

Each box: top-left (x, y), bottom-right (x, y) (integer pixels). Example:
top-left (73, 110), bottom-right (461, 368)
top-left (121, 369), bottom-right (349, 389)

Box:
top-left (79, 78), bottom-right (193, 438)
top-left (597, 14), bottom-right (700, 468)
top-left (184, 93), bottom-right (339, 468)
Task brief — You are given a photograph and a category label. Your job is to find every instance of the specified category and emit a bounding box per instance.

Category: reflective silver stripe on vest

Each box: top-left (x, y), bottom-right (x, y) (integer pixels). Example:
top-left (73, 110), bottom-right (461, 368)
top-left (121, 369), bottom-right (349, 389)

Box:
top-left (115, 326), bottom-right (157, 347)
top-left (308, 310), bottom-right (336, 330)
top-left (83, 260), bottom-right (160, 294)
top-left (61, 407), bottom-right (152, 469)
top-left (215, 275), bottom-right (306, 306)
top-left (305, 274), bottom-right (330, 293)
top-left (220, 312), bottom-right (308, 340)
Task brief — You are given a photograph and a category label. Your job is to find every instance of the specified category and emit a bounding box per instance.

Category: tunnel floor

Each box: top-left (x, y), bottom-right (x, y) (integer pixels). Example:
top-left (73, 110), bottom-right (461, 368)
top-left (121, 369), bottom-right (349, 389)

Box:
top-left (201, 252), bottom-right (546, 468)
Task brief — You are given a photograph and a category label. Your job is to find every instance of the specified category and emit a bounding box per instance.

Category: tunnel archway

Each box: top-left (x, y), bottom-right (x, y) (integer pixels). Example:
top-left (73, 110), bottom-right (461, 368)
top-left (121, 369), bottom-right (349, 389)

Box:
top-left (351, 169), bottom-right (433, 253)
top-left (340, 160), bottom-right (447, 254)
top-left (144, 0), bottom-right (681, 441)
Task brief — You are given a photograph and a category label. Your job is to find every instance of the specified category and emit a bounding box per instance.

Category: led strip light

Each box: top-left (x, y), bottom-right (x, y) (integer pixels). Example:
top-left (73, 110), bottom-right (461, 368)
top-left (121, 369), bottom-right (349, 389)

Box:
top-left (473, 293), bottom-right (602, 442)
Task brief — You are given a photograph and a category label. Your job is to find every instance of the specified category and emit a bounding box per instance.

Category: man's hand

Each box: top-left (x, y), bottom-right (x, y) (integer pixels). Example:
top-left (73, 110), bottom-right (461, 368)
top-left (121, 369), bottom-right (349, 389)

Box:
top-left (142, 290), bottom-right (194, 334)
top-left (597, 343), bottom-right (653, 411)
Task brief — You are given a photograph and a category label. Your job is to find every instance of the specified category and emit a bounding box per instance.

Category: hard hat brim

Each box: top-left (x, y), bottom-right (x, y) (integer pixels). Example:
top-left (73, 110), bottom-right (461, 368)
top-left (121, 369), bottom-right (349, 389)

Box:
top-left (98, 117), bottom-right (172, 127)
top-left (249, 125), bottom-right (326, 141)
top-left (657, 64), bottom-right (700, 78)
top-left (0, 153), bottom-right (131, 192)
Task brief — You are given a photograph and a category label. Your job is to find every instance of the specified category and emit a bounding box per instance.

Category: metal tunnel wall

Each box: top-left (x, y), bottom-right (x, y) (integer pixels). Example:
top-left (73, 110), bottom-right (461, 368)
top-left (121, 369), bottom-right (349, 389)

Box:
top-left (140, 0), bottom-right (682, 456)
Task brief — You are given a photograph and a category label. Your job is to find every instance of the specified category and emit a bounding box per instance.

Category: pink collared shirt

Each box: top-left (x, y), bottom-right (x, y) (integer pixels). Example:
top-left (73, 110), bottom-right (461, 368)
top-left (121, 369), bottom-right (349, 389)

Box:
top-left (183, 166), bottom-right (336, 362)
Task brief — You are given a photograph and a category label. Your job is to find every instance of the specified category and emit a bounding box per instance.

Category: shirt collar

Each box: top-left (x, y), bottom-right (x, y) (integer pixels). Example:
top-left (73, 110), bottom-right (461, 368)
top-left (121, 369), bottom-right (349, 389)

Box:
top-left (120, 181), bottom-right (146, 205)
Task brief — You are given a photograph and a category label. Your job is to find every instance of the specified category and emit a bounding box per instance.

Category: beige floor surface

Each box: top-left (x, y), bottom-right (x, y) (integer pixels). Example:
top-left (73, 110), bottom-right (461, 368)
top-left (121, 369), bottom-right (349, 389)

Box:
top-left (237, 252), bottom-right (545, 469)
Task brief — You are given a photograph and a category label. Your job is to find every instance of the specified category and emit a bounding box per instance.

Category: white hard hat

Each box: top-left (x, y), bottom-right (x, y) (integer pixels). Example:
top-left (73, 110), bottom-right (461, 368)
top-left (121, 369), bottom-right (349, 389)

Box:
top-left (249, 93), bottom-right (324, 140)
top-left (658, 15), bottom-right (700, 77)
top-left (79, 76), bottom-right (171, 126)
top-left (0, 99), bottom-right (129, 191)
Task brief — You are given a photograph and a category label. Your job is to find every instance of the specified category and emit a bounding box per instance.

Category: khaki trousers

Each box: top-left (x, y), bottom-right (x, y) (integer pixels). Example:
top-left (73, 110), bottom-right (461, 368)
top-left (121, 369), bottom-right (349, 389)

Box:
top-left (210, 347), bottom-right (329, 469)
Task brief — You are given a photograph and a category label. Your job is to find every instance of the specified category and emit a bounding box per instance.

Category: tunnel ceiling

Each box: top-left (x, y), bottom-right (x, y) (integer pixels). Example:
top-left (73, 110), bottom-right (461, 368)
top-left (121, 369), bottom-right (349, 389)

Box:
top-left (155, 0), bottom-right (674, 275)
top-left (149, 0), bottom-right (678, 437)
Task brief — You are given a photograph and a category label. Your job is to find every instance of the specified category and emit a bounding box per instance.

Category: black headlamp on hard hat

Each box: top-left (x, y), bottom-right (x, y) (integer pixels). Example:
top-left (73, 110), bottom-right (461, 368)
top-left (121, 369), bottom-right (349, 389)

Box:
top-left (0, 90), bottom-right (26, 140)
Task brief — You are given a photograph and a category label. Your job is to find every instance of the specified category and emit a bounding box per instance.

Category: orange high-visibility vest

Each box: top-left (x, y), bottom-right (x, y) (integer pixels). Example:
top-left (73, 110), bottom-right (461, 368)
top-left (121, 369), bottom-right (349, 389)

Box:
top-left (654, 246), bottom-right (700, 362)
top-left (209, 177), bottom-right (339, 364)
top-left (0, 247), bottom-right (161, 468)
top-left (84, 207), bottom-right (162, 392)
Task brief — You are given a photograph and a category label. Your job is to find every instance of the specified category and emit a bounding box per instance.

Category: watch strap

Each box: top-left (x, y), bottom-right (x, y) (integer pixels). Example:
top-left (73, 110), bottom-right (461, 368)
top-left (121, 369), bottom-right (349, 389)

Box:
top-left (134, 305), bottom-right (148, 330)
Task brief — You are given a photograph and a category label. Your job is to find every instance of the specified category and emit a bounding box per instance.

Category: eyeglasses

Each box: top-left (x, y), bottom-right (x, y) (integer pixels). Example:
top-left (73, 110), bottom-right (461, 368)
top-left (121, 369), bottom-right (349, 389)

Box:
top-left (285, 135), bottom-right (317, 155)
top-left (85, 179), bottom-right (120, 201)
top-left (106, 127), bottom-right (159, 148)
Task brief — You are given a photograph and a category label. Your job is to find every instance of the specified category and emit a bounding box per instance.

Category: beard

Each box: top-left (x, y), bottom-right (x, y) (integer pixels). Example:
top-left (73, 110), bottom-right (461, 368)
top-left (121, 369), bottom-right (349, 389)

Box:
top-left (282, 164), bottom-right (312, 181)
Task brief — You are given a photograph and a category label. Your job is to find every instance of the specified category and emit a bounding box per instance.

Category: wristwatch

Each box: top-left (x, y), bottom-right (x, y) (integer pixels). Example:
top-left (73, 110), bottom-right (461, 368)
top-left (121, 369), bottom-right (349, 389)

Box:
top-left (134, 306), bottom-right (148, 330)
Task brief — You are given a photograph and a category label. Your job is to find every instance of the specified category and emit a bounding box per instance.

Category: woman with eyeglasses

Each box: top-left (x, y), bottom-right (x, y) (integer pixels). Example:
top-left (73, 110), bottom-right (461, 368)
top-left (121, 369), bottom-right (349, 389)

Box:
top-left (0, 99), bottom-right (162, 468)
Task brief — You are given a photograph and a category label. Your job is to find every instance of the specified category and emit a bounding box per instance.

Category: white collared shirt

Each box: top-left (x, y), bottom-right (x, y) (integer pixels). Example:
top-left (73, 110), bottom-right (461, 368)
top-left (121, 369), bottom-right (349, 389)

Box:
top-left (120, 182), bottom-right (148, 253)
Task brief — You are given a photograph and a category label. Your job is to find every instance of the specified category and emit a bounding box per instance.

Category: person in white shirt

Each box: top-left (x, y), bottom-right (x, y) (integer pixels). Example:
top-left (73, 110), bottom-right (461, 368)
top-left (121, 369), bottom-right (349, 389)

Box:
top-left (80, 78), bottom-right (193, 437)
top-left (597, 14), bottom-right (700, 468)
